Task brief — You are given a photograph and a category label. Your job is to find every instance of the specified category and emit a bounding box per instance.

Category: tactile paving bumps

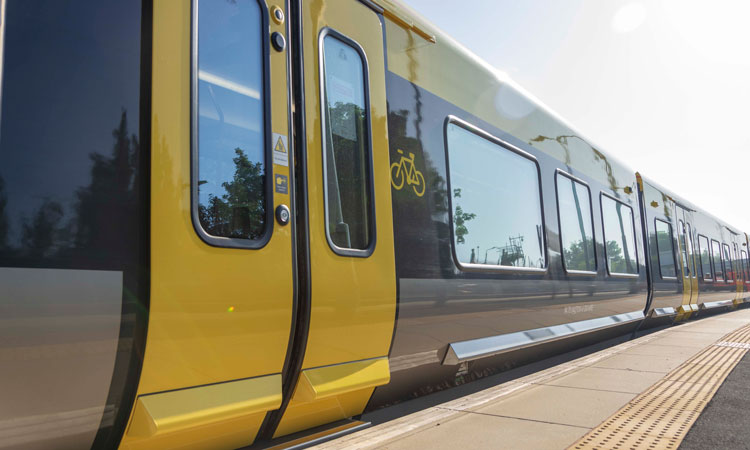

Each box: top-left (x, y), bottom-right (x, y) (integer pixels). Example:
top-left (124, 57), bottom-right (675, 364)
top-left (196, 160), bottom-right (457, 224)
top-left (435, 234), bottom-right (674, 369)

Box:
top-left (569, 324), bottom-right (750, 450)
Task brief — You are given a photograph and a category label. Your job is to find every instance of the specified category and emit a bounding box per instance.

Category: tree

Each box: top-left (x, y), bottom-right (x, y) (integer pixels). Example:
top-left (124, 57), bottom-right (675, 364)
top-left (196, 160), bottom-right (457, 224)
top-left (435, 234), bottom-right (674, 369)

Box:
top-left (198, 148), bottom-right (265, 239)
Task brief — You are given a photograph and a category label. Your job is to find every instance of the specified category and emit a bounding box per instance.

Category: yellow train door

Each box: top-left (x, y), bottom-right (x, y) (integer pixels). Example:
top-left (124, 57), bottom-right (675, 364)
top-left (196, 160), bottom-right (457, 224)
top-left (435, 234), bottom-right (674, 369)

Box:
top-left (675, 205), bottom-right (698, 319)
top-left (121, 1), bottom-right (296, 448)
top-left (267, 0), bottom-right (397, 439)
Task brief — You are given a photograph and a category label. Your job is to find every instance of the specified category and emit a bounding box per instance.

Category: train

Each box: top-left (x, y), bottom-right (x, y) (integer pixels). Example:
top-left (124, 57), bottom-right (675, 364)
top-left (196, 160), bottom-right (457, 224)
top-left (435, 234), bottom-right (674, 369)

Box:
top-left (0, 0), bottom-right (747, 449)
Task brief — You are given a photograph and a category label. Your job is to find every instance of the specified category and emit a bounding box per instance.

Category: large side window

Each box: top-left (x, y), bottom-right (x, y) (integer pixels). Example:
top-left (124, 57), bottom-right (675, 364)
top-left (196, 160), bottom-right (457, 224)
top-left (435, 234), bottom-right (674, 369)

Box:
top-left (556, 173), bottom-right (596, 273)
top-left (601, 195), bottom-right (638, 275)
top-left (655, 219), bottom-right (676, 278)
top-left (446, 120), bottom-right (545, 270)
top-left (194, 0), bottom-right (269, 244)
top-left (742, 249), bottom-right (749, 283)
top-left (698, 234), bottom-right (712, 281)
top-left (723, 243), bottom-right (734, 281)
top-left (711, 239), bottom-right (724, 281)
top-left (320, 31), bottom-right (374, 253)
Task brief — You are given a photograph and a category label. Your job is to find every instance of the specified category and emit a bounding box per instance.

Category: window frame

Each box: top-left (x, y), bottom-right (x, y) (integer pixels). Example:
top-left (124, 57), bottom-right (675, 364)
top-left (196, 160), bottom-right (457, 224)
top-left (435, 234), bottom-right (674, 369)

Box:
top-left (318, 27), bottom-right (377, 258)
top-left (190, 0), bottom-right (275, 249)
top-left (444, 115), bottom-right (548, 274)
top-left (654, 218), bottom-right (678, 280)
top-left (599, 192), bottom-right (639, 278)
top-left (554, 170), bottom-right (597, 275)
top-left (698, 234), bottom-right (713, 282)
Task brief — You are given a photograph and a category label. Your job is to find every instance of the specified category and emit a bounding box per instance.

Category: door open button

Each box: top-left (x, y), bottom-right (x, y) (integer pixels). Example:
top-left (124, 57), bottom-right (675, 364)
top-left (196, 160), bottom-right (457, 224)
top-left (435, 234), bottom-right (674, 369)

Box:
top-left (276, 204), bottom-right (291, 226)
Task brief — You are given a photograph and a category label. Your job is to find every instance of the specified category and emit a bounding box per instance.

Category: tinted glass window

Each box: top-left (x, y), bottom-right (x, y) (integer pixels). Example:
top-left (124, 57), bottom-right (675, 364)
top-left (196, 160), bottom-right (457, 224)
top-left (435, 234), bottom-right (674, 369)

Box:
top-left (655, 219), bottom-right (676, 278)
top-left (321, 34), bottom-right (373, 251)
top-left (447, 123), bottom-right (545, 269)
top-left (0, 1), bottom-right (144, 448)
top-left (711, 239), bottom-right (724, 281)
top-left (196, 0), bottom-right (267, 240)
top-left (723, 243), bottom-right (734, 281)
top-left (601, 195), bottom-right (638, 275)
top-left (742, 249), bottom-right (749, 282)
top-left (557, 174), bottom-right (595, 272)
top-left (698, 235), bottom-right (712, 280)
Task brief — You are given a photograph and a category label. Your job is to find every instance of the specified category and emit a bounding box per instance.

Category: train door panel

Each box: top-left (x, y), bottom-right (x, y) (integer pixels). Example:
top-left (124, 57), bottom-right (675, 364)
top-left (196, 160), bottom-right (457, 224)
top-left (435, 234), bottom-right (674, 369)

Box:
top-left (121, 1), bottom-right (295, 448)
top-left (675, 205), bottom-right (698, 318)
top-left (271, 0), bottom-right (396, 438)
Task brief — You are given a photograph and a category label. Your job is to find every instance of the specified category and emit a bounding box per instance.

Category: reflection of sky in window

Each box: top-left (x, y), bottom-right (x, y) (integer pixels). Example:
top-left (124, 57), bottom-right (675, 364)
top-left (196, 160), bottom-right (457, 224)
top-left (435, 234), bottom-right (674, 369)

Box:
top-left (447, 124), bottom-right (544, 268)
top-left (557, 175), bottom-right (595, 271)
top-left (601, 196), bottom-right (637, 274)
top-left (197, 0), bottom-right (264, 205)
top-left (323, 36), bottom-right (366, 141)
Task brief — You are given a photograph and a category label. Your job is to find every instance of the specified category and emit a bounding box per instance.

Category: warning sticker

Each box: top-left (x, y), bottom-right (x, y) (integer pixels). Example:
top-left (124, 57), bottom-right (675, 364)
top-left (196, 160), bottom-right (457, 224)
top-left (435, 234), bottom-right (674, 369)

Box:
top-left (275, 174), bottom-right (288, 194)
top-left (272, 133), bottom-right (289, 167)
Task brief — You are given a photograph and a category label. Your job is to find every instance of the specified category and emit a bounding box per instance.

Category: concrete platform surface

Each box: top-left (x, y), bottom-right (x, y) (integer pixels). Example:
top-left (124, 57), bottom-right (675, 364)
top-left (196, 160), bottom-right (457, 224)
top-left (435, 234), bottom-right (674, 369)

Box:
top-left (311, 308), bottom-right (750, 450)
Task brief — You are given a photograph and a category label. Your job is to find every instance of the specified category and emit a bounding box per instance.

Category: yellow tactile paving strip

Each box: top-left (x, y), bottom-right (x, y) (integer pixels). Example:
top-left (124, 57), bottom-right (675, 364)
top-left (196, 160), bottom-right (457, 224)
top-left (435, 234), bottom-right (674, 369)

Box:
top-left (569, 324), bottom-right (750, 450)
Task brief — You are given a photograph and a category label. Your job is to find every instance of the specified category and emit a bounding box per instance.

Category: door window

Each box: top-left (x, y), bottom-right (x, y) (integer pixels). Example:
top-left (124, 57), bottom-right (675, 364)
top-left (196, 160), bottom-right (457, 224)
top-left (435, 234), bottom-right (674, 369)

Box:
top-left (194, 0), bottom-right (269, 245)
top-left (698, 235), bottom-right (712, 281)
top-left (320, 31), bottom-right (374, 253)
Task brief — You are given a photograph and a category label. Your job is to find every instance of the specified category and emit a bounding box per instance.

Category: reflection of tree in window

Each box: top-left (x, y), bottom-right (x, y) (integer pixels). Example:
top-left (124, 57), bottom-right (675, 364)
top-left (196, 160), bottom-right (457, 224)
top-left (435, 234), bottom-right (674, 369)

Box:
top-left (21, 200), bottom-right (65, 259)
top-left (0, 176), bottom-right (8, 248)
top-left (607, 240), bottom-right (628, 273)
top-left (452, 188), bottom-right (475, 245)
top-left (565, 239), bottom-right (596, 271)
top-left (602, 196), bottom-right (637, 274)
top-left (615, 202), bottom-right (635, 273)
top-left (325, 101), bottom-right (370, 249)
top-left (0, 110), bottom-right (142, 267)
top-left (198, 148), bottom-right (265, 239)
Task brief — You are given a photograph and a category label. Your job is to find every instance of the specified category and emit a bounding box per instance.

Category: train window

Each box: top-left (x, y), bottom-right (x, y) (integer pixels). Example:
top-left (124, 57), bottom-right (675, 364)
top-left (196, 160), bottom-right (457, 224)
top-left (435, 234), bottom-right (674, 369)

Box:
top-left (446, 120), bottom-right (545, 270)
top-left (654, 219), bottom-right (676, 278)
top-left (194, 0), bottom-right (270, 245)
top-left (742, 250), bottom-right (749, 283)
top-left (320, 31), bottom-right (374, 253)
top-left (685, 223), bottom-right (696, 278)
top-left (698, 235), bottom-right (712, 281)
top-left (723, 243), bottom-right (734, 282)
top-left (711, 239), bottom-right (724, 281)
top-left (601, 194), bottom-right (638, 275)
top-left (556, 173), bottom-right (596, 273)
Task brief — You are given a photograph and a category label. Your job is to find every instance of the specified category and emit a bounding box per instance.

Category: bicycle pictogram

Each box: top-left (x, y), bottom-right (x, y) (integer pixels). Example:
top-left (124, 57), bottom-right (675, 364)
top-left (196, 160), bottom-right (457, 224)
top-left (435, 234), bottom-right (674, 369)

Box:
top-left (390, 149), bottom-right (426, 197)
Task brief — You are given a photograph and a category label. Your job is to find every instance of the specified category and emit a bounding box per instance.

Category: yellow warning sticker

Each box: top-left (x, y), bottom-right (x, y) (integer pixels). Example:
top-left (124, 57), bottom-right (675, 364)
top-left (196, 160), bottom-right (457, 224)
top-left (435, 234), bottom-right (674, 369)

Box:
top-left (272, 133), bottom-right (289, 166)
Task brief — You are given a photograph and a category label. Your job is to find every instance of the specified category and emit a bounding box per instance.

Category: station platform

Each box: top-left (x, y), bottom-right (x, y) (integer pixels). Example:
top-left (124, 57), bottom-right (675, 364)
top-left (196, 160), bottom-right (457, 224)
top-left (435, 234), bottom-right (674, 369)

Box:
top-left (311, 308), bottom-right (750, 450)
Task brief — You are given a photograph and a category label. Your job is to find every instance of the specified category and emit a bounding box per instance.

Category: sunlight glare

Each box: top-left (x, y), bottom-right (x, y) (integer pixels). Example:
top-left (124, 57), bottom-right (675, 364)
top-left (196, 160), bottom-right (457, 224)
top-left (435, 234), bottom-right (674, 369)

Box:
top-left (612, 3), bottom-right (646, 33)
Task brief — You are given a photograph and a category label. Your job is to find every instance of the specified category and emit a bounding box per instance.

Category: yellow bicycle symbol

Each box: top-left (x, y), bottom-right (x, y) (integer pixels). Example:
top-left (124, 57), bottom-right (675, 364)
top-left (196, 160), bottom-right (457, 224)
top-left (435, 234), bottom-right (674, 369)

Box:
top-left (390, 149), bottom-right (426, 197)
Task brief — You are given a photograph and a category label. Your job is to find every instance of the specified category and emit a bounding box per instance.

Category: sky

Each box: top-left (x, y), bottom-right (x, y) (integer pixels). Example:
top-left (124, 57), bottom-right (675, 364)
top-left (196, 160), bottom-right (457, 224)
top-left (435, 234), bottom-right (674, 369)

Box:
top-left (401, 0), bottom-right (750, 231)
